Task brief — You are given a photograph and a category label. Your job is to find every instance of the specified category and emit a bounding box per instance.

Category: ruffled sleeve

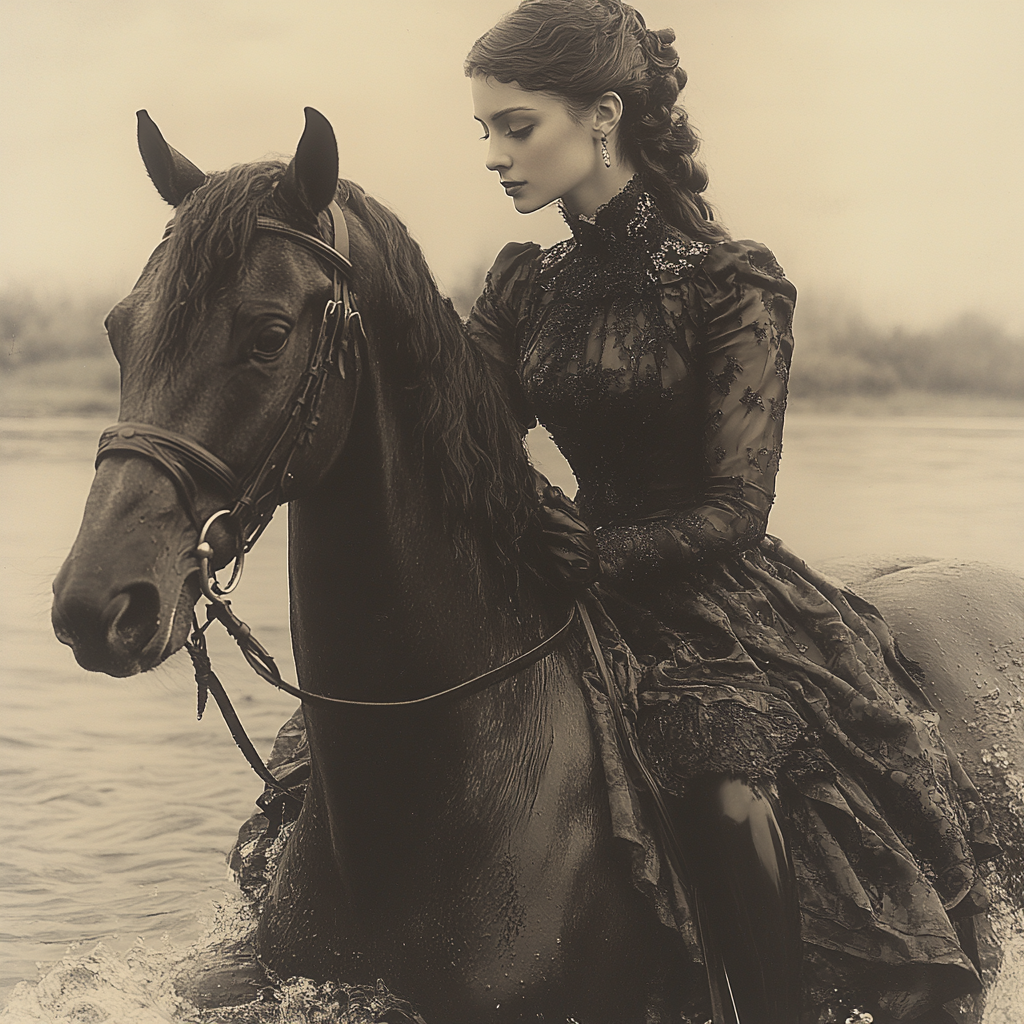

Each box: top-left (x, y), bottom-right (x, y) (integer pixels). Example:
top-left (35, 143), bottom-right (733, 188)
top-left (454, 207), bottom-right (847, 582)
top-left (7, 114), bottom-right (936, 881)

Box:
top-left (465, 241), bottom-right (541, 434)
top-left (596, 239), bottom-right (797, 582)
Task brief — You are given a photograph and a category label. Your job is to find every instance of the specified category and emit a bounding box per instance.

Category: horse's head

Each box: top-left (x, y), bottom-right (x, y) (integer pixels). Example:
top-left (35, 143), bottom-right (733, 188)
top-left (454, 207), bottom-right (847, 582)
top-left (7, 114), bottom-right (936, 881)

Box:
top-left (52, 109), bottom-right (361, 676)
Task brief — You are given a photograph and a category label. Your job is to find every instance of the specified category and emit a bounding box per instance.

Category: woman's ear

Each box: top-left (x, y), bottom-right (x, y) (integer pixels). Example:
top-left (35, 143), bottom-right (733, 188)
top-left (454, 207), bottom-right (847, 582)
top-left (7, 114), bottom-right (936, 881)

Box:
top-left (592, 91), bottom-right (624, 138)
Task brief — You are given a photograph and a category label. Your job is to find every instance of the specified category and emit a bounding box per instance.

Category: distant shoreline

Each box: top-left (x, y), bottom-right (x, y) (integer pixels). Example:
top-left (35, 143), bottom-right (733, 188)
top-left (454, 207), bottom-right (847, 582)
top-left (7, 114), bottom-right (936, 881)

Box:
top-left (786, 391), bottom-right (1024, 418)
top-left (2, 354), bottom-right (1022, 420)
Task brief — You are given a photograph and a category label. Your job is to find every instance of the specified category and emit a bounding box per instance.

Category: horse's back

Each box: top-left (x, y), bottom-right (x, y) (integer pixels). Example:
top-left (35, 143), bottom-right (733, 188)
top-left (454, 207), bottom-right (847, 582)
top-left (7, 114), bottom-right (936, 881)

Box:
top-left (827, 556), bottom-right (1024, 901)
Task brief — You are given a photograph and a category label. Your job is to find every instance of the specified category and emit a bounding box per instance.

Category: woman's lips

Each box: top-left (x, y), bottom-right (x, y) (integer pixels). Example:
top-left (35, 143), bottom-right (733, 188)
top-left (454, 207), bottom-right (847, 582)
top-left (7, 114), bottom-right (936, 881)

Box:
top-left (502, 180), bottom-right (526, 195)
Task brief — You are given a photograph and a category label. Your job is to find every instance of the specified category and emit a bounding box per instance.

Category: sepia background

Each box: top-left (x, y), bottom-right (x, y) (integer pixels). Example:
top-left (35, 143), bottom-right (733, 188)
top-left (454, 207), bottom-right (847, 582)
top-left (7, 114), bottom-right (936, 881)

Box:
top-left (3, 0), bottom-right (1024, 418)
top-left (2, 0), bottom-right (1023, 1019)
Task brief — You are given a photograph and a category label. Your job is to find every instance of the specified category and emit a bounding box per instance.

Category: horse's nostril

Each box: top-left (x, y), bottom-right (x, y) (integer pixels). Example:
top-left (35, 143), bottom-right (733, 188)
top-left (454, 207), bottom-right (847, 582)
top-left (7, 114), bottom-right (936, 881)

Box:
top-left (103, 583), bottom-right (161, 654)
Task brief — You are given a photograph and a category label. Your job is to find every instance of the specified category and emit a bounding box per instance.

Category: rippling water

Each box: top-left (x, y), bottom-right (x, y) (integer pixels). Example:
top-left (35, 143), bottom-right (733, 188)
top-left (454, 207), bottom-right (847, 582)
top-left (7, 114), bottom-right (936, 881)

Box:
top-left (1, 419), bottom-right (298, 1016)
top-left (2, 415), bottom-right (1023, 1021)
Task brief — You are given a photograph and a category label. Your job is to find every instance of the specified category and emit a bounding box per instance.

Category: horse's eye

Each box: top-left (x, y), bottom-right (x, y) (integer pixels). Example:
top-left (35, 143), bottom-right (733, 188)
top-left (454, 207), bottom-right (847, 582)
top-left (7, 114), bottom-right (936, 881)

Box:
top-left (251, 322), bottom-right (291, 360)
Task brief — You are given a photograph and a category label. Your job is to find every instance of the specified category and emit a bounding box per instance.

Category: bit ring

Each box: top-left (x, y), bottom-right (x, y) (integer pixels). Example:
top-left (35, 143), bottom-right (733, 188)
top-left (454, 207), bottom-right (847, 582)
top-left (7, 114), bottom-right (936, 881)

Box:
top-left (196, 509), bottom-right (244, 602)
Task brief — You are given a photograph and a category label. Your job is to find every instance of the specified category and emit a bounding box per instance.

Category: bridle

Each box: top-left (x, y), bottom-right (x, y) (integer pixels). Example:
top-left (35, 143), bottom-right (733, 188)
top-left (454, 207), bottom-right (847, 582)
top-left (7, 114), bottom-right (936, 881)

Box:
top-left (96, 201), bottom-right (362, 596)
top-left (93, 196), bottom-right (578, 799)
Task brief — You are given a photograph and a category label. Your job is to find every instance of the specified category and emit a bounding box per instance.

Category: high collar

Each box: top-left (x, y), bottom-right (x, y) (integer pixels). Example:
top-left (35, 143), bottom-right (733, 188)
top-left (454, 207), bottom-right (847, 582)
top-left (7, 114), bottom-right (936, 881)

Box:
top-left (559, 175), bottom-right (663, 249)
top-left (537, 175), bottom-right (711, 294)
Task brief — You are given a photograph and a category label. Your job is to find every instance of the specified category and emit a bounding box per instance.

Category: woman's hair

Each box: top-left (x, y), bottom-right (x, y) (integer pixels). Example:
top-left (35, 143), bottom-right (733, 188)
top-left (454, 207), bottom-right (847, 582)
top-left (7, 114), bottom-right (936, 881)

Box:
top-left (465, 0), bottom-right (728, 241)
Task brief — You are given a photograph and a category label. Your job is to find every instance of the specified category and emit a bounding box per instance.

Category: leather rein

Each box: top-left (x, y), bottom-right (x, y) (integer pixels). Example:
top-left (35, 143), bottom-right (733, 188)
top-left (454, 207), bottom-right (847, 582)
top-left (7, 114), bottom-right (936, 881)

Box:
top-left (94, 200), bottom-right (578, 799)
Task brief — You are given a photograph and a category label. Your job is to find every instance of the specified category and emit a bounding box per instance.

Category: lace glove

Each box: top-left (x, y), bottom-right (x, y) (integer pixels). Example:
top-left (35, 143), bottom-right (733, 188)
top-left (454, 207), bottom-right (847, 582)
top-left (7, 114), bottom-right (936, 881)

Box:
top-left (592, 501), bottom-right (772, 588)
top-left (526, 468), bottom-right (600, 595)
top-left (593, 519), bottom-right (683, 587)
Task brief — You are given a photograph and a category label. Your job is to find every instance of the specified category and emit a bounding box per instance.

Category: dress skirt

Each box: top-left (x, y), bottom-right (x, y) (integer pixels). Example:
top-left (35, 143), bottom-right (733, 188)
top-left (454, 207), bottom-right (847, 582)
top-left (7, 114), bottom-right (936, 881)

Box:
top-left (581, 534), bottom-right (999, 1018)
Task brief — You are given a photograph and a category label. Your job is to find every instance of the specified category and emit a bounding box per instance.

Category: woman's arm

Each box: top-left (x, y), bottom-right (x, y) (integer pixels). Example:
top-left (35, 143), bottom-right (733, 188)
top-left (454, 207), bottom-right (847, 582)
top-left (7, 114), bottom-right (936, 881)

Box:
top-left (596, 241), bottom-right (796, 584)
top-left (466, 241), bottom-right (601, 593)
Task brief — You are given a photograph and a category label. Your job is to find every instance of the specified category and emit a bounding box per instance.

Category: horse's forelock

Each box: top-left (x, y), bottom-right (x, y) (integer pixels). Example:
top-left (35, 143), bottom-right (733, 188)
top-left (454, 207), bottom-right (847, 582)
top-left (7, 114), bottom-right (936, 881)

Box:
top-left (142, 160), bottom-right (290, 368)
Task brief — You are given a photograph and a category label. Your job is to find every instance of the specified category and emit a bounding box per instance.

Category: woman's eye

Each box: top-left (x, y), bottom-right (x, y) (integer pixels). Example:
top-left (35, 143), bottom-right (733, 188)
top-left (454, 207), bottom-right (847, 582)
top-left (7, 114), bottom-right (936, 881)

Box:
top-left (251, 322), bottom-right (291, 360)
top-left (474, 123), bottom-right (532, 141)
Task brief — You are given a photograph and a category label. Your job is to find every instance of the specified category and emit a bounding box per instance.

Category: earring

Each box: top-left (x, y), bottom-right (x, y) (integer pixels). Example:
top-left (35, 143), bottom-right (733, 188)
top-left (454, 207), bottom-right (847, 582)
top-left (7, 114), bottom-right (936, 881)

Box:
top-left (601, 134), bottom-right (611, 168)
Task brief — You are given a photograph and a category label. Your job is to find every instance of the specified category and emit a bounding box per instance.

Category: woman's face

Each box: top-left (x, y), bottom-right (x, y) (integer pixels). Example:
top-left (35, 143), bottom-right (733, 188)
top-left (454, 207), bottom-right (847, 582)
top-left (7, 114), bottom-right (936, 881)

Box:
top-left (471, 75), bottom-right (602, 216)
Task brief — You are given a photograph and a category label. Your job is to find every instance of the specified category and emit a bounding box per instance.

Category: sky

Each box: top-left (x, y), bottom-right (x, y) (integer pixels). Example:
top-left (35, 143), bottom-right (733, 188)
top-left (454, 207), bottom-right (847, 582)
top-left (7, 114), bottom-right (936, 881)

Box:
top-left (2, 0), bottom-right (1022, 332)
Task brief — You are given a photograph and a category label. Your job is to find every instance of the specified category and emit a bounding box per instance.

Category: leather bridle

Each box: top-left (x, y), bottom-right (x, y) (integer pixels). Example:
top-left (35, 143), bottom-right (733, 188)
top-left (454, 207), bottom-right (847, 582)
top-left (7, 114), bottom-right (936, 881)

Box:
top-left (94, 198), bottom-right (577, 744)
top-left (96, 201), bottom-right (362, 596)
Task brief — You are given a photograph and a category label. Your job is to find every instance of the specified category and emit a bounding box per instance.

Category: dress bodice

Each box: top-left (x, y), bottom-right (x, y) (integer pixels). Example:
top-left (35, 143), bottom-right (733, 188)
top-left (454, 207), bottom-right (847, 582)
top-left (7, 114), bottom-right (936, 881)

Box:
top-left (466, 177), bottom-right (797, 583)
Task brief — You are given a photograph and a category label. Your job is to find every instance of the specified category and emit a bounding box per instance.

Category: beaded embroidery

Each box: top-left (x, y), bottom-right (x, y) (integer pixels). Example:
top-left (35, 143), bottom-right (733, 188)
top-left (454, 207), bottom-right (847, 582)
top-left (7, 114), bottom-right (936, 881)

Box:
top-left (536, 176), bottom-right (711, 291)
top-left (493, 176), bottom-right (796, 570)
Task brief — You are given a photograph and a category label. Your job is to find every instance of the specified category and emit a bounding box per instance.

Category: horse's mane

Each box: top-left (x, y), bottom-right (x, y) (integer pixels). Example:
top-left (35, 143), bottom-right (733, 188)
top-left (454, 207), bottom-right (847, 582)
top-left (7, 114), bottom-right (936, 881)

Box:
top-left (144, 161), bottom-right (538, 572)
top-left (341, 181), bottom-right (537, 571)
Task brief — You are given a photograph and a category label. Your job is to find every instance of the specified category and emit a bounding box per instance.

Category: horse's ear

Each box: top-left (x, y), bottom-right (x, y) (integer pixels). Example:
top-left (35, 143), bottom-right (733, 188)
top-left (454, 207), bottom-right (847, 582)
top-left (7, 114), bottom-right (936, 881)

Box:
top-left (137, 110), bottom-right (207, 207)
top-left (278, 107), bottom-right (339, 215)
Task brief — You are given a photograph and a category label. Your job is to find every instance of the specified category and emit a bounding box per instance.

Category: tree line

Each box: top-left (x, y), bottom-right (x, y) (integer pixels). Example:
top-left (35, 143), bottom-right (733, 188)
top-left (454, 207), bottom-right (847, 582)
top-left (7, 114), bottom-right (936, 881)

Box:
top-left (3, 285), bottom-right (1023, 400)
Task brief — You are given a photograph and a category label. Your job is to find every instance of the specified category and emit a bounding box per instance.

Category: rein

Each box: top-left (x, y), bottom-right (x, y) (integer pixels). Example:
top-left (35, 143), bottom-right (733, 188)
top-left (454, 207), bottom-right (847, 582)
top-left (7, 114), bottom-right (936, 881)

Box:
top-left (184, 596), bottom-right (577, 808)
top-left (95, 200), bottom-right (579, 801)
top-left (196, 598), bottom-right (578, 712)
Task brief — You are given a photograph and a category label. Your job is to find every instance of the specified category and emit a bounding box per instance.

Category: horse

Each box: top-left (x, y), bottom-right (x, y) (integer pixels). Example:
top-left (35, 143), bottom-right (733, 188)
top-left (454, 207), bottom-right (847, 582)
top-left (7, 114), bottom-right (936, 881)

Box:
top-left (51, 109), bottom-right (1024, 1023)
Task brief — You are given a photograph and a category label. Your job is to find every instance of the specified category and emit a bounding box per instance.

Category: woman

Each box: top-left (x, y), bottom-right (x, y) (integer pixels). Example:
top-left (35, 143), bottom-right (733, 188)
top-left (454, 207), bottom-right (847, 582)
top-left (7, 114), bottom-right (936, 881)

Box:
top-left (464, 2), bottom-right (997, 1021)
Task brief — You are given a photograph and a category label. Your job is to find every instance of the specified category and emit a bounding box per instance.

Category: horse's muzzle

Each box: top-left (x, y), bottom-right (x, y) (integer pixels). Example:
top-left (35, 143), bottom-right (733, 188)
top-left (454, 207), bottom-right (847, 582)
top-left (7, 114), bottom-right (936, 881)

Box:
top-left (52, 574), bottom-right (166, 676)
top-left (51, 457), bottom-right (206, 676)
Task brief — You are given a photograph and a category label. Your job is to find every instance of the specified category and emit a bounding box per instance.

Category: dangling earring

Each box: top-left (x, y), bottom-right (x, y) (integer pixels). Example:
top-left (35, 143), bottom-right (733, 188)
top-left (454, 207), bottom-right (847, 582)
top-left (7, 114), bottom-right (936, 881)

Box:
top-left (601, 133), bottom-right (611, 168)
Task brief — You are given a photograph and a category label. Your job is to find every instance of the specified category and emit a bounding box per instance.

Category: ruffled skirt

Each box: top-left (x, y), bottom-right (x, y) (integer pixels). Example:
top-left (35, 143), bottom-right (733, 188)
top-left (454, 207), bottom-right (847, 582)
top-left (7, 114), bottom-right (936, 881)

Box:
top-left (585, 535), bottom-right (999, 1020)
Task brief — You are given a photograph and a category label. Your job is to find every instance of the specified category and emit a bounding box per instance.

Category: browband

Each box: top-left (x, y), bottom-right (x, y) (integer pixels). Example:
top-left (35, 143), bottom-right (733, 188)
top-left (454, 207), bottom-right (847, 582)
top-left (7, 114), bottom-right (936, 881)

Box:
top-left (255, 200), bottom-right (352, 277)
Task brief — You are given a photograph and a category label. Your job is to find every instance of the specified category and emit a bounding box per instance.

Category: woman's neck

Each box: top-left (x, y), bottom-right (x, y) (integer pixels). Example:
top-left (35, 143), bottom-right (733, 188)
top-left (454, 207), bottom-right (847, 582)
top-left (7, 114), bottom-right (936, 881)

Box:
top-left (560, 163), bottom-right (638, 219)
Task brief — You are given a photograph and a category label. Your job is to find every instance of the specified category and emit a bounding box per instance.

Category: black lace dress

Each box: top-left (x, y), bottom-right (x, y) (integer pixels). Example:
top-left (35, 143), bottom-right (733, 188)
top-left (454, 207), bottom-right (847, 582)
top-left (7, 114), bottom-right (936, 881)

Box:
top-left (465, 178), bottom-right (998, 1019)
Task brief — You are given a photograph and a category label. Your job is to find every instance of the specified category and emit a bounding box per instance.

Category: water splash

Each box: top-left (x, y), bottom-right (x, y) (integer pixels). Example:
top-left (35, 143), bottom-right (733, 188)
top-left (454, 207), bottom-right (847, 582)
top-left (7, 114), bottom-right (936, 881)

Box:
top-left (0, 939), bottom-right (187, 1023)
top-left (0, 896), bottom-right (423, 1024)
top-left (3, 895), bottom-right (1022, 1023)
top-left (983, 908), bottom-right (1024, 1024)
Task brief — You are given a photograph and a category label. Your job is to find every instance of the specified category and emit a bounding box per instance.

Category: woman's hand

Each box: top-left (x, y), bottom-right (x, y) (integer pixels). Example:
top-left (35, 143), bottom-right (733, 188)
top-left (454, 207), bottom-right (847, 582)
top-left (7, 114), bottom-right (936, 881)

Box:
top-left (528, 469), bottom-right (600, 594)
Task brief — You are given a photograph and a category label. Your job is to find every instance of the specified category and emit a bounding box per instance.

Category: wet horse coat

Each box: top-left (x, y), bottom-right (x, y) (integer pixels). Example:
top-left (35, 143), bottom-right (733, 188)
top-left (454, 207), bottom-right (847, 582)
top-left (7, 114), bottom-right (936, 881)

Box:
top-left (839, 557), bottom-right (1024, 910)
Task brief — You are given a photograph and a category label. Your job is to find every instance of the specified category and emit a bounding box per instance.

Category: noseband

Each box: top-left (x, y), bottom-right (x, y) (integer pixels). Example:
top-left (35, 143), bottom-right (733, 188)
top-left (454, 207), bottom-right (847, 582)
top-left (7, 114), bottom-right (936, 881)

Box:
top-left (96, 200), bottom-right (362, 599)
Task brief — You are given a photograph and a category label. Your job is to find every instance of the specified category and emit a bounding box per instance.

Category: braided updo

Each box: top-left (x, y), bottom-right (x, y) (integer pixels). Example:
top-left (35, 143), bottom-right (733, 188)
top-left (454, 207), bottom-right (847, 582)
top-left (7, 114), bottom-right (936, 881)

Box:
top-left (465, 0), bottom-right (727, 241)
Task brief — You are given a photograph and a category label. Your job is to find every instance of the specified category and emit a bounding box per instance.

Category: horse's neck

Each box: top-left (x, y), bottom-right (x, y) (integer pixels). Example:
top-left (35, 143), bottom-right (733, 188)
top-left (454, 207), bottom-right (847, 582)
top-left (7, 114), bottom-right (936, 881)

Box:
top-left (286, 367), bottom-right (572, 842)
top-left (288, 366), bottom-right (542, 704)
top-left (280, 357), bottom-right (607, 923)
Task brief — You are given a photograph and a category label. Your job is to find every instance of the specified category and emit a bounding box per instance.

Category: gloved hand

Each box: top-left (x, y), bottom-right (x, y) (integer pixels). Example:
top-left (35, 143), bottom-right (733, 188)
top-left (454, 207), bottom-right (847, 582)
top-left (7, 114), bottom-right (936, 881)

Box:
top-left (527, 468), bottom-right (600, 594)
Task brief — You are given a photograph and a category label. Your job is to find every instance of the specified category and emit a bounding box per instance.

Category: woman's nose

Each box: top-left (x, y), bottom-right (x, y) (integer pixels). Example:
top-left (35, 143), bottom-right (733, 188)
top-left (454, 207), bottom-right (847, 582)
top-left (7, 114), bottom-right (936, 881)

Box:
top-left (485, 140), bottom-right (511, 172)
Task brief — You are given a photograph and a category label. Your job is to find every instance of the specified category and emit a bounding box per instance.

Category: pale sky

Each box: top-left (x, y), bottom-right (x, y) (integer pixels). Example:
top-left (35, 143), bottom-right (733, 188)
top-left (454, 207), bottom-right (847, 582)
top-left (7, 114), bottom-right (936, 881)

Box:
top-left (2, 0), bottom-right (1022, 331)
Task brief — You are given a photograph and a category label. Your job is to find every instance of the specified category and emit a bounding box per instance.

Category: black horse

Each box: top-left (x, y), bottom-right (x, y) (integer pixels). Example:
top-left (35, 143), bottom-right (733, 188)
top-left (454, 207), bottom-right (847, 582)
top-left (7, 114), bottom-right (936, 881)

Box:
top-left (52, 109), bottom-right (1024, 1022)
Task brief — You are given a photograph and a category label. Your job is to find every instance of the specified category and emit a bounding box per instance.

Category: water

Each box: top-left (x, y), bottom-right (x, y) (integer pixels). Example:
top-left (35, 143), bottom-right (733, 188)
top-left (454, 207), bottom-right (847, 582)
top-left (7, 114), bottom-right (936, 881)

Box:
top-left (2, 414), bottom-right (1023, 1021)
top-left (1, 418), bottom-right (298, 1017)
